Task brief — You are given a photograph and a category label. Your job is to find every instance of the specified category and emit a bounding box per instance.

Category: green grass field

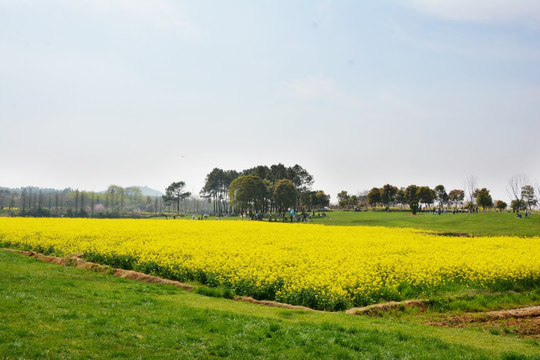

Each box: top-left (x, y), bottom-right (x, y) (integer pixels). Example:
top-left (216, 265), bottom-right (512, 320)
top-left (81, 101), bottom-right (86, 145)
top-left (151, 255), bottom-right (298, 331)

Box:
top-left (184, 210), bottom-right (540, 237)
top-left (4, 209), bottom-right (538, 237)
top-left (1, 249), bottom-right (539, 360)
top-left (302, 211), bottom-right (539, 237)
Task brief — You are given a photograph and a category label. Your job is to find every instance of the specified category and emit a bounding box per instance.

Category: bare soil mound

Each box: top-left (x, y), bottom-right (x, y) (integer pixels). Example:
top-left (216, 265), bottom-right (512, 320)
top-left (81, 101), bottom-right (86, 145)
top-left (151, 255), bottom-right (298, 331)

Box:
top-left (233, 296), bottom-right (314, 311)
top-left (347, 297), bottom-right (539, 338)
top-left (426, 306), bottom-right (540, 339)
top-left (484, 306), bottom-right (540, 320)
top-left (346, 300), bottom-right (428, 315)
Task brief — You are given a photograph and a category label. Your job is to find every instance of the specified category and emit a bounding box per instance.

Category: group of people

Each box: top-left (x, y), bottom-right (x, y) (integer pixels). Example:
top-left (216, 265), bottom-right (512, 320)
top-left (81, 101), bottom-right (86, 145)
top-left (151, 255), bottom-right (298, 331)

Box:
top-left (451, 207), bottom-right (479, 214)
top-left (235, 210), bottom-right (326, 223)
top-left (426, 207), bottom-right (478, 215)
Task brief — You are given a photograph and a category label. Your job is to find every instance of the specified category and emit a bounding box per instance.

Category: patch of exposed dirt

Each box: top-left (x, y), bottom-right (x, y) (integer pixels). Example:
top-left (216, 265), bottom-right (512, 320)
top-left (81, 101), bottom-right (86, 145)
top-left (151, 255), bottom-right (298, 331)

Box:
top-left (346, 297), bottom-right (539, 339)
top-left (6, 249), bottom-right (193, 291)
top-left (346, 299), bottom-right (428, 316)
top-left (484, 306), bottom-right (540, 320)
top-left (233, 296), bottom-right (314, 311)
top-left (425, 307), bottom-right (540, 339)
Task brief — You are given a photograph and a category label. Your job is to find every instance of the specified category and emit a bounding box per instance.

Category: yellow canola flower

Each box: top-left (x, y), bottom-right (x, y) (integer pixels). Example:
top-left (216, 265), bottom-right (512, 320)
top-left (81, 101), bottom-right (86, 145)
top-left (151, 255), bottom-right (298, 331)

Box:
top-left (0, 218), bottom-right (538, 307)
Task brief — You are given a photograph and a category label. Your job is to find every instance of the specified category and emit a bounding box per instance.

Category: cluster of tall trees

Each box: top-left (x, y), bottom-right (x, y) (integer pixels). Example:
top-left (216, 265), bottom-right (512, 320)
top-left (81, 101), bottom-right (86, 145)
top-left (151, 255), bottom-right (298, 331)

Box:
top-left (0, 186), bottom-right (165, 217)
top-left (199, 168), bottom-right (240, 216)
top-left (199, 164), bottom-right (329, 215)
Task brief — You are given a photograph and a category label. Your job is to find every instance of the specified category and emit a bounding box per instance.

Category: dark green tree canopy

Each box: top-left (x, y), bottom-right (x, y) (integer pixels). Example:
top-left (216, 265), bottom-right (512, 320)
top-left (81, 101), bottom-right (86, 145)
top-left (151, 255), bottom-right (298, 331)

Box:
top-left (287, 164), bottom-right (314, 194)
top-left (367, 187), bottom-right (381, 207)
top-left (209, 163), bottom-right (313, 212)
top-left (163, 181), bottom-right (191, 214)
top-left (228, 175), bottom-right (267, 212)
top-left (395, 188), bottom-right (406, 207)
top-left (200, 168), bottom-right (240, 216)
top-left (270, 163), bottom-right (288, 183)
top-left (405, 185), bottom-right (419, 205)
top-left (475, 188), bottom-right (493, 210)
top-left (301, 190), bottom-right (330, 209)
top-left (273, 179), bottom-right (297, 211)
top-left (200, 168), bottom-right (239, 198)
top-left (314, 191), bottom-right (330, 208)
top-left (243, 165), bottom-right (271, 181)
top-left (521, 185), bottom-right (537, 210)
top-left (495, 200), bottom-right (507, 211)
top-left (434, 185), bottom-right (449, 207)
top-left (417, 186), bottom-right (436, 207)
top-left (337, 190), bottom-right (350, 208)
top-left (380, 184), bottom-right (398, 207)
top-left (348, 195), bottom-right (359, 208)
top-left (511, 199), bottom-right (526, 212)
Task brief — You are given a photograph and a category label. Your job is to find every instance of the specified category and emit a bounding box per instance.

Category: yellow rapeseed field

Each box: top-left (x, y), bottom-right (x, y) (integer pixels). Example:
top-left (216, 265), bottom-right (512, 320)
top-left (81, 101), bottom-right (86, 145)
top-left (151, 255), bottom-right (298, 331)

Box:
top-left (0, 218), bottom-right (538, 309)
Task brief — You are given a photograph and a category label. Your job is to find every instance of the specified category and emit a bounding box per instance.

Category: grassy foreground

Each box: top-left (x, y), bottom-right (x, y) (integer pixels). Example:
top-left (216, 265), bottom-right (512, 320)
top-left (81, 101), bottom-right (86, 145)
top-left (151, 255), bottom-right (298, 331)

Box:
top-left (1, 250), bottom-right (538, 359)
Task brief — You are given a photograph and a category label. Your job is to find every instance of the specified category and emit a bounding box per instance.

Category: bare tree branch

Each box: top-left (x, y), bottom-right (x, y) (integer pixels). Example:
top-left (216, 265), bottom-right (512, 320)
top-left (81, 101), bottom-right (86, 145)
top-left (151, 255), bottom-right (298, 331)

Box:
top-left (465, 175), bottom-right (477, 204)
top-left (506, 175), bottom-right (528, 202)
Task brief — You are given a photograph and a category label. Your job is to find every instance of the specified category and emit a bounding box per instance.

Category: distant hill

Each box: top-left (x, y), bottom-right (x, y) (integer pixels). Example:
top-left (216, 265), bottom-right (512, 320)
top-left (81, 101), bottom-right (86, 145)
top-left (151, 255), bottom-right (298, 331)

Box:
top-left (97, 186), bottom-right (163, 197)
top-left (136, 186), bottom-right (163, 197)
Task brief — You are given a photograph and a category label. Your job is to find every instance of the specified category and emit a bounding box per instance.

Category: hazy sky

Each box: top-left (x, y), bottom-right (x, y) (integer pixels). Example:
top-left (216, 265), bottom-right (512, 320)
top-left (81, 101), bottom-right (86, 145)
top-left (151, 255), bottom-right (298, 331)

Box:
top-left (1, 0), bottom-right (539, 202)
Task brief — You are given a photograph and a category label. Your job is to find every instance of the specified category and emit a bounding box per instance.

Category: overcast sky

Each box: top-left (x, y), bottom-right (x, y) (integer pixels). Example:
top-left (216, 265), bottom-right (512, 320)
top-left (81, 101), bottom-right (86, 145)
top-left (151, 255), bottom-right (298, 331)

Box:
top-left (1, 0), bottom-right (539, 202)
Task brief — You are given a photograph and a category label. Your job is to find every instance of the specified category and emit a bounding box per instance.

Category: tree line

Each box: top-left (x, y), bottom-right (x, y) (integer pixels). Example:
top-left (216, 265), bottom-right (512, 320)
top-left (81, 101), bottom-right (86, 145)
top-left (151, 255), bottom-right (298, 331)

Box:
top-left (337, 178), bottom-right (538, 214)
top-left (2, 173), bottom-right (538, 218)
top-left (0, 186), bottom-right (169, 218)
